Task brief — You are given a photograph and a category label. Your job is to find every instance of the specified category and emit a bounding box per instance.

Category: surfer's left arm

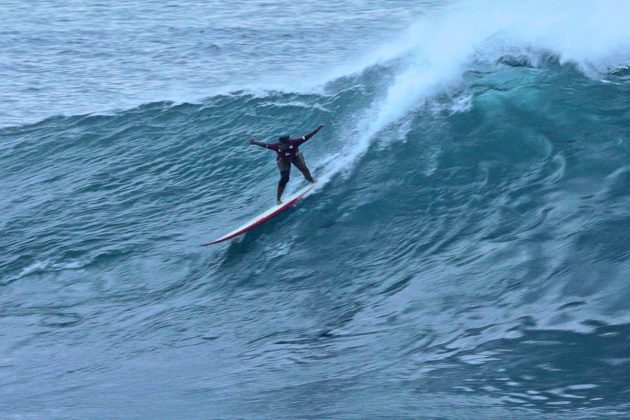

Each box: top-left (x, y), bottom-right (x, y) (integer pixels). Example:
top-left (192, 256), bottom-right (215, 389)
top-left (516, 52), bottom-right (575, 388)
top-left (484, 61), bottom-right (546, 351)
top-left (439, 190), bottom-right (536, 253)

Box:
top-left (296, 124), bottom-right (325, 143)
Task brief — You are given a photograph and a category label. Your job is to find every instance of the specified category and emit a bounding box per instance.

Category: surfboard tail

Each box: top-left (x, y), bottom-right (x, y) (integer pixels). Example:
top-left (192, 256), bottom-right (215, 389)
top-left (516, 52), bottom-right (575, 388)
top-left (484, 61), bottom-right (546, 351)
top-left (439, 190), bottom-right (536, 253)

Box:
top-left (202, 183), bottom-right (315, 246)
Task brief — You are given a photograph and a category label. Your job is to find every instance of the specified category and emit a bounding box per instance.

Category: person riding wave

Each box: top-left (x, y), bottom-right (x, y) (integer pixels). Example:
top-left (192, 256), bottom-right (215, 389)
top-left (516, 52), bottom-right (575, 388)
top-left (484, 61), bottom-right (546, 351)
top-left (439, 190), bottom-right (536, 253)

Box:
top-left (250, 124), bottom-right (324, 204)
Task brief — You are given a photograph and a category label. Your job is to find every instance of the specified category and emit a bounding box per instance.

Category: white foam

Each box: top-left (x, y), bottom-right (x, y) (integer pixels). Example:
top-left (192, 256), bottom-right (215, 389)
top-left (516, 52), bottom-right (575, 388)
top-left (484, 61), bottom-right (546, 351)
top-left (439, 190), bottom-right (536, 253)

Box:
top-left (317, 0), bottom-right (630, 182)
top-left (14, 259), bottom-right (89, 280)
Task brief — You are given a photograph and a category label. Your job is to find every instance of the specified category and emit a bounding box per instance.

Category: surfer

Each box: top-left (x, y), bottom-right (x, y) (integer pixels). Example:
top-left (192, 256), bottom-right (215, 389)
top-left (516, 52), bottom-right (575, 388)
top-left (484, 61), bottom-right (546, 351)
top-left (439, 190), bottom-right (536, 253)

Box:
top-left (250, 124), bottom-right (324, 204)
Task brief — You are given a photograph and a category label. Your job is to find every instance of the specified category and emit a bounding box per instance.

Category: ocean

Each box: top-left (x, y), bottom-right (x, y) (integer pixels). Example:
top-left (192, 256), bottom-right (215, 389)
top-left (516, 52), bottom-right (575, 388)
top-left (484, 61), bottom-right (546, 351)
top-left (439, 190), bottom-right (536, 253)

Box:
top-left (2, 0), bottom-right (630, 418)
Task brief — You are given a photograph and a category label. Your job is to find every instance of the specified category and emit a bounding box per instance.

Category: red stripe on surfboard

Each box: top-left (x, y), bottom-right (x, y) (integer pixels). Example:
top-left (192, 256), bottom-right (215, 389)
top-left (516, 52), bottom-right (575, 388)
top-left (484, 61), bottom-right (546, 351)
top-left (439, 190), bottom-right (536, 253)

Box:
top-left (202, 187), bottom-right (312, 246)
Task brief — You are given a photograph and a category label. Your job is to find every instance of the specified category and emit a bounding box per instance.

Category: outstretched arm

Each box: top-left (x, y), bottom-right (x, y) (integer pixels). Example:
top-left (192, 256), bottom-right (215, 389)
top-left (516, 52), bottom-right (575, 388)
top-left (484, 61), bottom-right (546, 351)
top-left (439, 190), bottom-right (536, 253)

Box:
top-left (250, 138), bottom-right (269, 148)
top-left (303, 124), bottom-right (325, 141)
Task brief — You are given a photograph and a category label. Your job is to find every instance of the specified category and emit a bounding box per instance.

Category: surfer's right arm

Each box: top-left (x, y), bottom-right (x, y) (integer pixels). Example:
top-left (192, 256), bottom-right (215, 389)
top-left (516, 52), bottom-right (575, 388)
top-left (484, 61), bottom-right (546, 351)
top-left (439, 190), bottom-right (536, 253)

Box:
top-left (250, 138), bottom-right (271, 149)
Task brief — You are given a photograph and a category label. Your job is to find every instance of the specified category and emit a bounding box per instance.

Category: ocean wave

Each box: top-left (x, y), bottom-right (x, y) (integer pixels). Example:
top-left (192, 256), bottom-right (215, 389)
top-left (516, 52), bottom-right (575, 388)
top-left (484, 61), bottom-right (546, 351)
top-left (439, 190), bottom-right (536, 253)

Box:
top-left (2, 4), bottom-right (630, 414)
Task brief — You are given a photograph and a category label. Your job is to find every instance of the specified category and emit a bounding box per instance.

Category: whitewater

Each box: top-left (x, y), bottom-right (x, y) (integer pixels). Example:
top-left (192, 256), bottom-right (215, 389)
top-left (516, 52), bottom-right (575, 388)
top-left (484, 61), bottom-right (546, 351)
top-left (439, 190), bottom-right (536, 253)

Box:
top-left (2, 0), bottom-right (630, 418)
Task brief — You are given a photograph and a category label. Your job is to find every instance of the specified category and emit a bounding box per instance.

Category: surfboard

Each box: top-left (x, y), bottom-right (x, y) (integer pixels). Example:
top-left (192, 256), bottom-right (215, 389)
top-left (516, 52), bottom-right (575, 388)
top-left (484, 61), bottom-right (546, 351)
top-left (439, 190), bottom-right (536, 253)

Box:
top-left (202, 183), bottom-right (315, 246)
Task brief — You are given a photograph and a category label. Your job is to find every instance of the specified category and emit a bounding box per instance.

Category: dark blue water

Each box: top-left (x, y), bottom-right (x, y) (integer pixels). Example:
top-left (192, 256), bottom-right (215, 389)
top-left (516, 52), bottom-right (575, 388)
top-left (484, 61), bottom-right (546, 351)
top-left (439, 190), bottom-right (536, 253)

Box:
top-left (2, 1), bottom-right (630, 418)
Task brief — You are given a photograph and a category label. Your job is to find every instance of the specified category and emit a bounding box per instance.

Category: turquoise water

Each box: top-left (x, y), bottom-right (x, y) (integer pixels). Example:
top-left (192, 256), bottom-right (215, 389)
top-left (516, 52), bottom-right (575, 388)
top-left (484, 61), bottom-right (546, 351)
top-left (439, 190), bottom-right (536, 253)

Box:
top-left (2, 1), bottom-right (630, 418)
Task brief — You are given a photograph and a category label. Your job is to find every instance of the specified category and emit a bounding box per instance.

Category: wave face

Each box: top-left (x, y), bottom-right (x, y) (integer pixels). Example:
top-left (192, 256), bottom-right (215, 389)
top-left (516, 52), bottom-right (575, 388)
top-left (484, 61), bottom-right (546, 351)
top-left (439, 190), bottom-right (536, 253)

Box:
top-left (2, 1), bottom-right (630, 418)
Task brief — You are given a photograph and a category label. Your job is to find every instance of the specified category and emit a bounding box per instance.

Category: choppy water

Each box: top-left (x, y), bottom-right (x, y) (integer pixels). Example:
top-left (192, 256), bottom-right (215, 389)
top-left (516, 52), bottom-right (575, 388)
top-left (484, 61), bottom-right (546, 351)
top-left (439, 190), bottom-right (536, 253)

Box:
top-left (2, 1), bottom-right (630, 418)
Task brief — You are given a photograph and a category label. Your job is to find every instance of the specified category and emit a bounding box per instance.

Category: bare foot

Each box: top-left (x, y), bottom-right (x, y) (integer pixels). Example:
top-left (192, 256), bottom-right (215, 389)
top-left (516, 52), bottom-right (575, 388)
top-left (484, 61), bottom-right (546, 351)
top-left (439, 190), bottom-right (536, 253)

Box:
top-left (276, 199), bottom-right (282, 205)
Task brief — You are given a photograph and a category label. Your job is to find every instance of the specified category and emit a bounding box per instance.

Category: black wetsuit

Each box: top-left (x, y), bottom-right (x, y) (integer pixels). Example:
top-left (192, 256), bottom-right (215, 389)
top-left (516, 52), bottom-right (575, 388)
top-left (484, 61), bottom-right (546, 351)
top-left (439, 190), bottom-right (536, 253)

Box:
top-left (265, 136), bottom-right (315, 184)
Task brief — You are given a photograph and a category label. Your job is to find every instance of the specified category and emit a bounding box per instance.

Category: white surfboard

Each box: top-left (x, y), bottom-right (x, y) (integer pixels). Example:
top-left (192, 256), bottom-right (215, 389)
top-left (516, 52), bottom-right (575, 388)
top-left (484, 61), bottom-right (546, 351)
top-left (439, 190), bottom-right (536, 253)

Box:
top-left (202, 183), bottom-right (315, 246)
